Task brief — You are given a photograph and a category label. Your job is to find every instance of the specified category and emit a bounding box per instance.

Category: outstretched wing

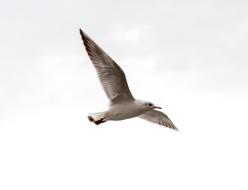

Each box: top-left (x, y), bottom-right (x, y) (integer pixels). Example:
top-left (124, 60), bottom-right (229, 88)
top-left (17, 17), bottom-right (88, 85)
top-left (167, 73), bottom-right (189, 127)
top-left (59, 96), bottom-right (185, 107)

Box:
top-left (79, 29), bottom-right (134, 105)
top-left (139, 110), bottom-right (178, 130)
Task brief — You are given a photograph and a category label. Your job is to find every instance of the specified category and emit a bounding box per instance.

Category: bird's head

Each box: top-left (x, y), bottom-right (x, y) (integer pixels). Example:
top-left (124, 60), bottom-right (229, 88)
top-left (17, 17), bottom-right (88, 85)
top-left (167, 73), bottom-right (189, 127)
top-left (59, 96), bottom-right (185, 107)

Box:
top-left (140, 101), bottom-right (162, 111)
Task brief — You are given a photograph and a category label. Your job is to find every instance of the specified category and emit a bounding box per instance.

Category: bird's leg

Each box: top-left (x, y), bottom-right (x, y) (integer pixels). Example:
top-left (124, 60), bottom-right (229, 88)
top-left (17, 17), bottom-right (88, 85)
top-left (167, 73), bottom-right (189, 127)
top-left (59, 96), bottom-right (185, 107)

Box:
top-left (94, 118), bottom-right (106, 125)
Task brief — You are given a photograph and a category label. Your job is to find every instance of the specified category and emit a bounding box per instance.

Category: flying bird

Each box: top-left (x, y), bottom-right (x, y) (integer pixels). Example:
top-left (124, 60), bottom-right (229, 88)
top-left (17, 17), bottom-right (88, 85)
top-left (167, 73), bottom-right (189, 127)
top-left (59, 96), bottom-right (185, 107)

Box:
top-left (79, 29), bottom-right (177, 130)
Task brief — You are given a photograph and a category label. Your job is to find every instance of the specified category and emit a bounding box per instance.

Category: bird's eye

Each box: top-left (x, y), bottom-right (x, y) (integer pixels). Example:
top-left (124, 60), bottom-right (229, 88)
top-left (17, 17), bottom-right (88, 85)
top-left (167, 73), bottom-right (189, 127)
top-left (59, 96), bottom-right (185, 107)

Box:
top-left (148, 103), bottom-right (153, 106)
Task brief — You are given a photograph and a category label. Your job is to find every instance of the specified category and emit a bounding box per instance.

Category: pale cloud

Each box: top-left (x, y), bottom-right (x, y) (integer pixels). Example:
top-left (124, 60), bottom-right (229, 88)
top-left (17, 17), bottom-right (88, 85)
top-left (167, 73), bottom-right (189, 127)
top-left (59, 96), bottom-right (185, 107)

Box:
top-left (107, 25), bottom-right (148, 45)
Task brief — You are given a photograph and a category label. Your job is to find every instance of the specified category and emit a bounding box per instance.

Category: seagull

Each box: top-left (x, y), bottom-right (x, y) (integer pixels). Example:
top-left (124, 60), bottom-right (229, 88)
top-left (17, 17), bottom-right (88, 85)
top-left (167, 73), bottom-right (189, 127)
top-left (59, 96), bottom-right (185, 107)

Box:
top-left (79, 29), bottom-right (177, 130)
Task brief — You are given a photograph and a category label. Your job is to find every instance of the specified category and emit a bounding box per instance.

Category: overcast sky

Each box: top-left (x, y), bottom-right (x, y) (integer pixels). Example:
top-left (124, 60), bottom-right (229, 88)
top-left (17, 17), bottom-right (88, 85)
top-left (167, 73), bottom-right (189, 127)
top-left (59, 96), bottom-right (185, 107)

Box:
top-left (0, 0), bottom-right (248, 190)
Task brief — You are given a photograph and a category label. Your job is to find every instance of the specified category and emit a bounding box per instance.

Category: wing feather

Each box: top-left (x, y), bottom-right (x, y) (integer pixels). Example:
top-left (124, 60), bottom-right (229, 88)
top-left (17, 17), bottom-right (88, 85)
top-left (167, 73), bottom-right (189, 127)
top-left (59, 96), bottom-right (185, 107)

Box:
top-left (139, 110), bottom-right (178, 130)
top-left (79, 29), bottom-right (134, 104)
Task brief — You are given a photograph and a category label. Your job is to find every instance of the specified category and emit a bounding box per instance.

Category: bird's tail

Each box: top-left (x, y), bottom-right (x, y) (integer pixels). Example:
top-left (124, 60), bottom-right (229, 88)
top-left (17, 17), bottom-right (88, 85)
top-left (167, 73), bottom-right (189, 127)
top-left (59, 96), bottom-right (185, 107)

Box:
top-left (87, 112), bottom-right (106, 125)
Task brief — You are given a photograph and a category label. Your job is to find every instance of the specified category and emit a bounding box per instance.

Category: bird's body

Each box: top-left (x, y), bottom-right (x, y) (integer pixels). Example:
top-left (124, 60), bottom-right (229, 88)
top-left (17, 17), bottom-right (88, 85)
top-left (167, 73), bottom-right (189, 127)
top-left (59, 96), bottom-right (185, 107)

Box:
top-left (79, 29), bottom-right (178, 130)
top-left (90, 100), bottom-right (153, 122)
top-left (107, 100), bottom-right (152, 120)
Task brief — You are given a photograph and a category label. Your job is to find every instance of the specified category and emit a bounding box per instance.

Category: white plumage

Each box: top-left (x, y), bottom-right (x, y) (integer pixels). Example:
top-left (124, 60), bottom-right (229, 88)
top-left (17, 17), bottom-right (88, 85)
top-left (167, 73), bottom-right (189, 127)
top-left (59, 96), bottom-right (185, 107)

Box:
top-left (80, 29), bottom-right (177, 130)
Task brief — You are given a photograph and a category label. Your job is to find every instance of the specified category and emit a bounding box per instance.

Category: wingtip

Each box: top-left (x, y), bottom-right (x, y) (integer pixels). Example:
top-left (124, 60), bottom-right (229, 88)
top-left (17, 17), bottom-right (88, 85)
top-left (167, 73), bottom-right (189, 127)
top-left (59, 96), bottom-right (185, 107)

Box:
top-left (174, 127), bottom-right (179, 131)
top-left (79, 28), bottom-right (83, 36)
top-left (79, 28), bottom-right (87, 43)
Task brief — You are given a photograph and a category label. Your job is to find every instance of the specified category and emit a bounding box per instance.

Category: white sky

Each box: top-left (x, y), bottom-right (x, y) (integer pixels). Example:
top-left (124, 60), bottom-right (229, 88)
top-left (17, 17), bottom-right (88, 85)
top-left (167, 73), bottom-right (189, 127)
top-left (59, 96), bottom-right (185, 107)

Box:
top-left (0, 0), bottom-right (248, 189)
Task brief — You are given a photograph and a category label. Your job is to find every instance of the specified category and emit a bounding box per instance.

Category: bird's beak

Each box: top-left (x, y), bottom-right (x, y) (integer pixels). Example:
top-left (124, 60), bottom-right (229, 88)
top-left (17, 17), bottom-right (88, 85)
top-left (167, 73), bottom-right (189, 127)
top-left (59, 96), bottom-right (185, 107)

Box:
top-left (154, 106), bottom-right (162, 109)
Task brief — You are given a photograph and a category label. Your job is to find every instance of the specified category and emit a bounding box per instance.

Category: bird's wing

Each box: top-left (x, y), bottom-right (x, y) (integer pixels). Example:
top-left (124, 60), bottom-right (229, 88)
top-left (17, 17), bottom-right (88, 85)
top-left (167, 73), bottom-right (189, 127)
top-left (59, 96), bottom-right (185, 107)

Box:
top-left (79, 29), bottom-right (134, 104)
top-left (139, 110), bottom-right (178, 130)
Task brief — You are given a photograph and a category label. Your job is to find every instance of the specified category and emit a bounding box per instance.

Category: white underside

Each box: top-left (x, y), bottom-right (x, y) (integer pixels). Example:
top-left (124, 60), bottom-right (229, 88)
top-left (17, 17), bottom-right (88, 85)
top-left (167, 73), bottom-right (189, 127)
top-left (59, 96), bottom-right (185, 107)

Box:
top-left (88, 100), bottom-right (150, 121)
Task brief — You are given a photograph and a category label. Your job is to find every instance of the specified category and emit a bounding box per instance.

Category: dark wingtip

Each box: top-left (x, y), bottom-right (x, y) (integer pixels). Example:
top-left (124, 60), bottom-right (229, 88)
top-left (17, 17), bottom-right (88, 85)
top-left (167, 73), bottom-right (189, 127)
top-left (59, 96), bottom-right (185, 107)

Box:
top-left (170, 123), bottom-right (179, 131)
top-left (79, 28), bottom-right (84, 38)
top-left (79, 28), bottom-right (89, 45)
top-left (174, 127), bottom-right (179, 131)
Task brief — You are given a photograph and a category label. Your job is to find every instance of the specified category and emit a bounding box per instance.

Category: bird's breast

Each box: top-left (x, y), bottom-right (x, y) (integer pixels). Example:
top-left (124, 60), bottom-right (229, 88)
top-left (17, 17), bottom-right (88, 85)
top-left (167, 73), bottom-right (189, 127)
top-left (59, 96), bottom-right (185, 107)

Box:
top-left (106, 103), bottom-right (147, 121)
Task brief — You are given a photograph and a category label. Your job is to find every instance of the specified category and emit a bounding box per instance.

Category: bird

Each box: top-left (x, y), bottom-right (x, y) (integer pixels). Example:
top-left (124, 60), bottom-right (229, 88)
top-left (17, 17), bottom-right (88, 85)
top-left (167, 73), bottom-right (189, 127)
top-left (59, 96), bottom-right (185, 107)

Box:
top-left (79, 29), bottom-right (177, 130)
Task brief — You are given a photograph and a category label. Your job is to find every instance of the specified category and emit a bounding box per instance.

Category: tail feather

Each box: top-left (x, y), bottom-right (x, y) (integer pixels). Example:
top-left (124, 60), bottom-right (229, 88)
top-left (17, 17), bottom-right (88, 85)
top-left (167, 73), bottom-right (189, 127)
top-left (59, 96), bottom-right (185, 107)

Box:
top-left (88, 112), bottom-right (105, 121)
top-left (87, 112), bottom-right (106, 125)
